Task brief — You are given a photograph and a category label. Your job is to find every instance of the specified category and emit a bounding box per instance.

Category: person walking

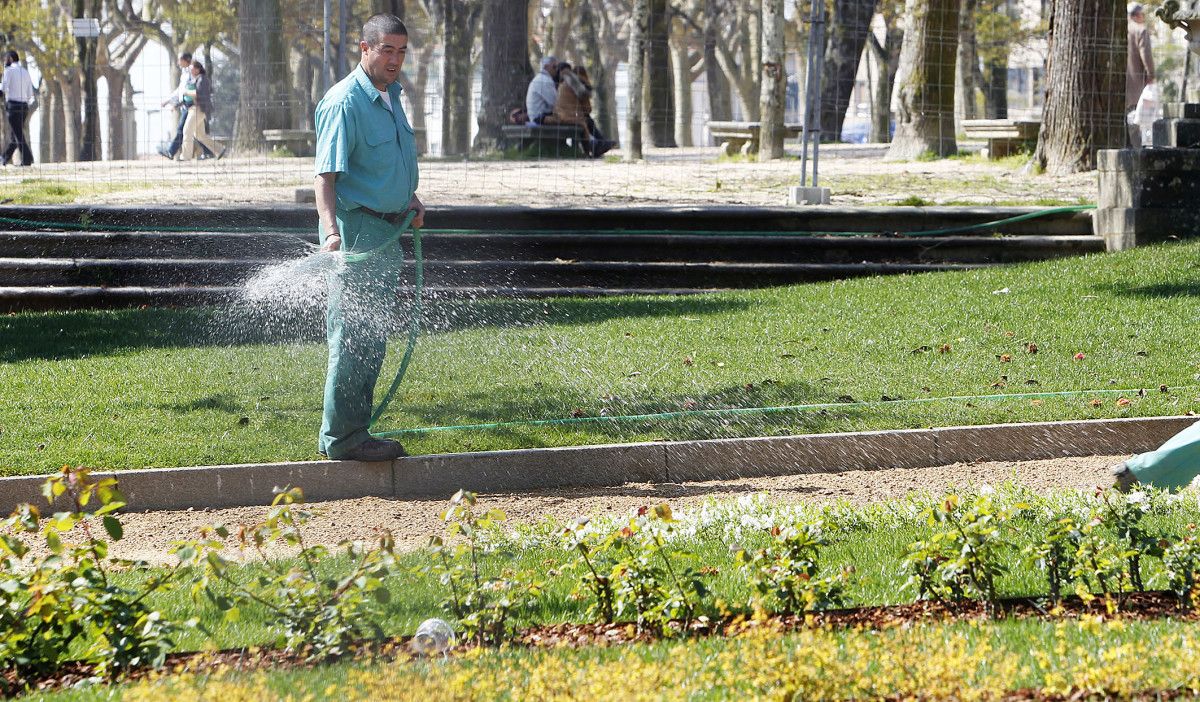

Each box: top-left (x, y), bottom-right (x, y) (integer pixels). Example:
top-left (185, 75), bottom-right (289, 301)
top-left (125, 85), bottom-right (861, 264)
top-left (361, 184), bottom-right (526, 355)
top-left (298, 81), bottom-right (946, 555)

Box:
top-left (1127, 3), bottom-right (1155, 148)
top-left (179, 60), bottom-right (225, 160)
top-left (159, 52), bottom-right (212, 160)
top-left (313, 13), bottom-right (425, 462)
top-left (1, 51), bottom-right (35, 167)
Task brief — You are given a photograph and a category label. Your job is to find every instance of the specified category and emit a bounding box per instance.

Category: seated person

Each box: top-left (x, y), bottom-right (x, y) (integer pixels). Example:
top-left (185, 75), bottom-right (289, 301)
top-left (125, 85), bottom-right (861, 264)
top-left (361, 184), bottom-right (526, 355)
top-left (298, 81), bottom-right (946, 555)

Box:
top-left (525, 55), bottom-right (558, 124)
top-left (546, 63), bottom-right (614, 158)
top-left (508, 105), bottom-right (529, 125)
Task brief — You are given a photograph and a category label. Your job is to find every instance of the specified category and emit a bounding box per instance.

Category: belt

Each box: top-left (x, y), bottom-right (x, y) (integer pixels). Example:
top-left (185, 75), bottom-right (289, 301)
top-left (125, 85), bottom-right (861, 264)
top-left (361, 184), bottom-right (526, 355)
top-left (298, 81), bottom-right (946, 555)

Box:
top-left (358, 206), bottom-right (406, 226)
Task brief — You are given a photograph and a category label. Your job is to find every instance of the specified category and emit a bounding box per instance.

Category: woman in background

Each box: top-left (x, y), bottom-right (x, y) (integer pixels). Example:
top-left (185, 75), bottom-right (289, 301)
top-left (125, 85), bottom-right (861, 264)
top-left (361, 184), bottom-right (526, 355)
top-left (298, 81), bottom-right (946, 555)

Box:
top-left (181, 60), bottom-right (226, 161)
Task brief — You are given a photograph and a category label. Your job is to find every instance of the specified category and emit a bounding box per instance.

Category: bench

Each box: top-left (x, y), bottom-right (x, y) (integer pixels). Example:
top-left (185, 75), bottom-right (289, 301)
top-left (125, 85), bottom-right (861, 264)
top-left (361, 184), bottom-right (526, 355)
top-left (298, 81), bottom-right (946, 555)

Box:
top-left (960, 119), bottom-right (1040, 159)
top-left (500, 124), bottom-right (587, 157)
top-left (262, 129), bottom-right (316, 157)
top-left (707, 121), bottom-right (805, 156)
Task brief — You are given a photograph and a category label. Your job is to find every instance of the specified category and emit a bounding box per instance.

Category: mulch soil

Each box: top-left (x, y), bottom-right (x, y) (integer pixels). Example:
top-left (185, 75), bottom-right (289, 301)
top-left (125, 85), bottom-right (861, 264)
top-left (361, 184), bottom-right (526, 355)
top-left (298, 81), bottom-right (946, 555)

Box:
top-left (5, 590), bottom-right (1195, 698)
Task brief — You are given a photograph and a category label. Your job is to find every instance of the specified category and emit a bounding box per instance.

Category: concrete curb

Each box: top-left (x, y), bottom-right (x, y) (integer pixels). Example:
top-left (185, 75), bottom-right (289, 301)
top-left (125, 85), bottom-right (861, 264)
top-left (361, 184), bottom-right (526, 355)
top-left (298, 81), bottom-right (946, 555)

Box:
top-left (1, 415), bottom-right (1192, 514)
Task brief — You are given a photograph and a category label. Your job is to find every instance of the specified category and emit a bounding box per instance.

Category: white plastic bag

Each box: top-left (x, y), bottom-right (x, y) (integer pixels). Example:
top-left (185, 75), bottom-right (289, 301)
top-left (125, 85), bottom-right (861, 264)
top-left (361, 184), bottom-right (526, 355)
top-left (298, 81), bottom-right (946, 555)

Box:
top-left (1133, 83), bottom-right (1161, 145)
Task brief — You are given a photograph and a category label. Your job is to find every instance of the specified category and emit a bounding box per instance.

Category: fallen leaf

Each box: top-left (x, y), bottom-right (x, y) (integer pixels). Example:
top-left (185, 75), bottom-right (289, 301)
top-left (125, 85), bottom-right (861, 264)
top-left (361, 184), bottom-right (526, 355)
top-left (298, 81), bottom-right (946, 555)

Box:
top-left (1161, 385), bottom-right (1170, 393)
top-left (1074, 353), bottom-right (1086, 361)
top-left (1026, 343), bottom-right (1039, 354)
top-left (1025, 379), bottom-right (1040, 385)
top-left (912, 345), bottom-right (932, 354)
top-left (938, 344), bottom-right (952, 354)
top-left (627, 371), bottom-right (642, 378)
top-left (780, 353), bottom-right (795, 359)
top-left (683, 356), bottom-right (694, 366)
top-left (744, 383), bottom-right (755, 390)
top-left (1136, 350), bottom-right (1149, 357)
top-left (837, 395), bottom-right (856, 403)
top-left (571, 408), bottom-right (587, 418)
top-left (1004, 331), bottom-right (1015, 338)
top-left (682, 400), bottom-right (699, 410)
top-left (998, 354), bottom-right (1012, 363)
top-left (1089, 399), bottom-right (1103, 408)
top-left (1031, 399), bottom-right (1044, 406)
top-left (1116, 398), bottom-right (1132, 407)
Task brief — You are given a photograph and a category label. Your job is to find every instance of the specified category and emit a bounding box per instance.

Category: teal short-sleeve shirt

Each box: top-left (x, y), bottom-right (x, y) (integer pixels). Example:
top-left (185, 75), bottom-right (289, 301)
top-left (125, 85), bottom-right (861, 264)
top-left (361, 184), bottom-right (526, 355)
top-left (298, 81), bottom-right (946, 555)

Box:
top-left (314, 65), bottom-right (419, 214)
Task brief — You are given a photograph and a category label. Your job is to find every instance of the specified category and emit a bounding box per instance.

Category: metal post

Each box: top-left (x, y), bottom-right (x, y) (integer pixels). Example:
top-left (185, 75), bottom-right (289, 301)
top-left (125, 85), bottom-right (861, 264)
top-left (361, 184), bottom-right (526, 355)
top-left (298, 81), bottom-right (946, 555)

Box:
top-left (809, 0), bottom-right (825, 186)
top-left (322, 0), bottom-right (332, 94)
top-left (799, 0), bottom-right (823, 186)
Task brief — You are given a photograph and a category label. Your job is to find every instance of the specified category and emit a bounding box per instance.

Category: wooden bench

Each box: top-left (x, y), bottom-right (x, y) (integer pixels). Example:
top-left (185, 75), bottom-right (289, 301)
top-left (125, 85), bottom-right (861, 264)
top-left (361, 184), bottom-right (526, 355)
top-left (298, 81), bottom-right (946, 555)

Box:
top-left (500, 124), bottom-right (587, 157)
top-left (960, 119), bottom-right (1040, 159)
top-left (707, 121), bottom-right (805, 156)
top-left (262, 129), bottom-right (316, 157)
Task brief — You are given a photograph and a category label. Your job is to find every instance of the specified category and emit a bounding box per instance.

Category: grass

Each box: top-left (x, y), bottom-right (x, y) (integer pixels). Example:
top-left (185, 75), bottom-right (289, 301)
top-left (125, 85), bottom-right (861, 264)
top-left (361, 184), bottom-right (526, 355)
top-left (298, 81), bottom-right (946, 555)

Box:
top-left (3, 240), bottom-right (1200, 475)
top-left (0, 179), bottom-right (142, 205)
top-left (17, 487), bottom-right (1200, 700)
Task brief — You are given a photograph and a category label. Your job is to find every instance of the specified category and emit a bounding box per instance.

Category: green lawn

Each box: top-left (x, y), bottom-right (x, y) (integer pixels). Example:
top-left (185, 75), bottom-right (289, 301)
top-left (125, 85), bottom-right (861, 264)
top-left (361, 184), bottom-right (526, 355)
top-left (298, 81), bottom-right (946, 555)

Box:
top-left (3, 240), bottom-right (1199, 476)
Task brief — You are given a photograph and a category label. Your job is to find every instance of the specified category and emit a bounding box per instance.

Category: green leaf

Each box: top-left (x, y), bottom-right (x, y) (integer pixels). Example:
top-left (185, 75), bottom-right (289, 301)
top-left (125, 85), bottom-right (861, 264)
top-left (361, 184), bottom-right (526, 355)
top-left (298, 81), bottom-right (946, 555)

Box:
top-left (103, 515), bottom-right (123, 541)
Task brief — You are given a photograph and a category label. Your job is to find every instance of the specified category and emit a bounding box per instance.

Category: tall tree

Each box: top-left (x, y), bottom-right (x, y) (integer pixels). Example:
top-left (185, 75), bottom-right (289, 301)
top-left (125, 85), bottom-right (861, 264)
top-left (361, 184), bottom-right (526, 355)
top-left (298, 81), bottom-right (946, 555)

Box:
top-left (75, 0), bottom-right (102, 161)
top-left (954, 0), bottom-right (982, 124)
top-left (758, 0), bottom-right (785, 159)
top-left (977, 0), bottom-right (1030, 118)
top-left (626, 0), bottom-right (648, 159)
top-left (439, 0), bottom-right (480, 156)
top-left (703, 0), bottom-right (732, 121)
top-left (474, 0), bottom-right (530, 153)
top-left (885, 0), bottom-right (961, 159)
top-left (668, 11), bottom-right (704, 146)
top-left (234, 0), bottom-right (291, 152)
top-left (578, 0), bottom-right (617, 143)
top-left (820, 0), bottom-right (879, 141)
top-left (1033, 0), bottom-right (1124, 173)
top-left (865, 0), bottom-right (904, 142)
top-left (645, 0), bottom-right (675, 146)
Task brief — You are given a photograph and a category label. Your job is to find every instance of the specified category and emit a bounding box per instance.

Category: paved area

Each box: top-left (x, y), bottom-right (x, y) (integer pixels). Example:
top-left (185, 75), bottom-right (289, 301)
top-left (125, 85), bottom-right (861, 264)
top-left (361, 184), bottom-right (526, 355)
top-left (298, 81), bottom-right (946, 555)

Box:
top-left (2, 144), bottom-right (1095, 209)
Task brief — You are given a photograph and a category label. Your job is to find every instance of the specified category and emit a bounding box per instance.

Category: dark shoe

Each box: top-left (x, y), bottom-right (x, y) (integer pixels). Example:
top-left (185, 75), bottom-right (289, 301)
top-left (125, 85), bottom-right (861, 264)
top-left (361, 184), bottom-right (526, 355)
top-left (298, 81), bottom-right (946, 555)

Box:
top-left (157, 146), bottom-right (172, 159)
top-left (1110, 461), bottom-right (1139, 492)
top-left (590, 139), bottom-right (615, 159)
top-left (216, 147), bottom-right (228, 160)
top-left (342, 438), bottom-right (407, 462)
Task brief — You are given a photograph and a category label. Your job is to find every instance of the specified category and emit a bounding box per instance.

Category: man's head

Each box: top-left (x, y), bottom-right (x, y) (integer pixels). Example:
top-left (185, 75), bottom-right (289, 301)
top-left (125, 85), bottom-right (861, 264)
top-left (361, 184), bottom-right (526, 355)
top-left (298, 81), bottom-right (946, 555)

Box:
top-left (1129, 3), bottom-right (1145, 22)
top-left (4, 51), bottom-right (18, 67)
top-left (178, 52), bottom-right (192, 69)
top-left (539, 55), bottom-right (558, 77)
top-left (360, 13), bottom-right (408, 90)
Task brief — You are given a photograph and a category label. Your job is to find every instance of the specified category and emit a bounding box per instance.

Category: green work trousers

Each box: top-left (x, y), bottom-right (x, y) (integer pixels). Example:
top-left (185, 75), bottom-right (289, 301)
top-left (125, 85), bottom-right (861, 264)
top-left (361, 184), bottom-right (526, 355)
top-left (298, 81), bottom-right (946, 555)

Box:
top-left (318, 208), bottom-right (405, 459)
top-left (1126, 420), bottom-right (1200, 491)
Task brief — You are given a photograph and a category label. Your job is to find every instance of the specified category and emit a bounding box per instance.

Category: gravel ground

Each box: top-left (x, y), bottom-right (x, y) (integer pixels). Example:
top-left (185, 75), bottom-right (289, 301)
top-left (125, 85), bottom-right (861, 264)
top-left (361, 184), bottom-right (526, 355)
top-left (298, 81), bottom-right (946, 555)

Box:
top-left (4, 144), bottom-right (1094, 209)
top-left (64, 454), bottom-right (1124, 565)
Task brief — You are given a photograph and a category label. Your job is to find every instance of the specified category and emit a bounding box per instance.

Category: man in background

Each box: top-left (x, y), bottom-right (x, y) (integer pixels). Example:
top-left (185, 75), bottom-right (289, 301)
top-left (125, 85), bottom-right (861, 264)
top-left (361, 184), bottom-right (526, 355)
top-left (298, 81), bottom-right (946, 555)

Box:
top-left (159, 52), bottom-right (212, 160)
top-left (0, 51), bottom-right (34, 167)
top-left (525, 55), bottom-right (558, 124)
top-left (1127, 3), bottom-right (1155, 147)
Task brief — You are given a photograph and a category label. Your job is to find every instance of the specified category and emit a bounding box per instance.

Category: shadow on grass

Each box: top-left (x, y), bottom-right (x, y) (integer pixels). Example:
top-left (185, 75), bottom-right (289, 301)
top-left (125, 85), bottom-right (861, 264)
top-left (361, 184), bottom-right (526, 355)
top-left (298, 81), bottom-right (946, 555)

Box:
top-left (1099, 280), bottom-right (1200, 299)
top-left (0, 295), bottom-right (753, 363)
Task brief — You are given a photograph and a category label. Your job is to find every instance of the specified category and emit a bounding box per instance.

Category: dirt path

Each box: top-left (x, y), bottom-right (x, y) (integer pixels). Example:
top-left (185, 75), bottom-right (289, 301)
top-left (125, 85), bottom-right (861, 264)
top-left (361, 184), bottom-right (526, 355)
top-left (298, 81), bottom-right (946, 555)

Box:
top-left (78, 454), bottom-right (1123, 564)
top-left (7, 145), bottom-right (1094, 209)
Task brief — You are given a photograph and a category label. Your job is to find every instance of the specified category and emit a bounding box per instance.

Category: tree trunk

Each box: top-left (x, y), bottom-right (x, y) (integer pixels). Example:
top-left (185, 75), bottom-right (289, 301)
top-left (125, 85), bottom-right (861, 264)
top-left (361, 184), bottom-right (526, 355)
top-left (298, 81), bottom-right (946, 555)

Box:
top-left (102, 70), bottom-right (126, 160)
top-left (39, 79), bottom-right (59, 163)
top-left (398, 43), bottom-right (435, 155)
top-left (290, 48), bottom-right (316, 131)
top-left (234, 0), bottom-right (291, 153)
top-left (670, 22), bottom-right (694, 146)
top-left (76, 0), bottom-right (101, 161)
top-left (626, 0), bottom-right (649, 159)
top-left (820, 0), bottom-right (879, 141)
top-left (579, 0), bottom-right (617, 144)
top-left (475, 0), bottom-right (529, 153)
top-left (954, 0), bottom-right (981, 126)
top-left (867, 26), bottom-right (903, 142)
top-left (441, 0), bottom-right (478, 157)
top-left (645, 0), bottom-right (676, 146)
top-left (758, 0), bottom-right (786, 159)
top-left (63, 74), bottom-right (82, 163)
top-left (885, 0), bottom-right (961, 159)
top-left (983, 56), bottom-right (1008, 117)
top-left (1033, 0), bottom-right (1124, 174)
top-left (704, 0), bottom-right (732, 121)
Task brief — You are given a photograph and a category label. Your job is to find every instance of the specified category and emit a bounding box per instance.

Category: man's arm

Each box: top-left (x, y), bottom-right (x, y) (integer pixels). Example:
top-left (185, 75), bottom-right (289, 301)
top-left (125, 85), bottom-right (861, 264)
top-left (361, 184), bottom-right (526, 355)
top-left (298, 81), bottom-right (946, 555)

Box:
top-left (315, 172), bottom-right (340, 252)
top-left (1141, 32), bottom-right (1155, 83)
top-left (408, 194), bottom-right (425, 229)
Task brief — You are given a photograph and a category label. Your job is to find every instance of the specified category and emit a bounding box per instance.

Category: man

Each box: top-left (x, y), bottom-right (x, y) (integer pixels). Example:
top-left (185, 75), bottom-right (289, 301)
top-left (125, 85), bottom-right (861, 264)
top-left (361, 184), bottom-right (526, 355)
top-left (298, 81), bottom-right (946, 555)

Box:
top-left (0, 51), bottom-right (34, 167)
top-left (1112, 420), bottom-right (1200, 492)
top-left (1127, 3), bottom-right (1155, 148)
top-left (159, 53), bottom-right (211, 160)
top-left (525, 55), bottom-right (558, 124)
top-left (313, 13), bottom-right (425, 462)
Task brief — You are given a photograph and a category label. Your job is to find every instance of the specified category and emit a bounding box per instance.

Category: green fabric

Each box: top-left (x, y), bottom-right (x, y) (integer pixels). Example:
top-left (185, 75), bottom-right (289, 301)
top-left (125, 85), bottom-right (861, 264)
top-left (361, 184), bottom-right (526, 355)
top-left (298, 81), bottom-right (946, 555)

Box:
top-left (313, 66), bottom-right (419, 214)
top-left (182, 77), bottom-right (195, 107)
top-left (1126, 420), bottom-right (1200, 490)
top-left (318, 208), bottom-right (406, 458)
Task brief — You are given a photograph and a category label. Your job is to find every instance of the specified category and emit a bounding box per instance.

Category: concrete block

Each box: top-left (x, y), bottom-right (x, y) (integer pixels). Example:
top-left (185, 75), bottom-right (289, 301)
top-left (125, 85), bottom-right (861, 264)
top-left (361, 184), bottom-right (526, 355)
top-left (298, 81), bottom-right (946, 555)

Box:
top-left (935, 417), bottom-right (1197, 464)
top-left (1095, 207), bottom-right (1200, 251)
top-left (664, 429), bottom-right (938, 482)
top-left (395, 442), bottom-right (668, 496)
top-left (789, 186), bottom-right (831, 206)
top-left (1153, 119), bottom-right (1200, 148)
top-left (101, 461), bottom-right (390, 511)
top-left (1164, 103), bottom-right (1200, 119)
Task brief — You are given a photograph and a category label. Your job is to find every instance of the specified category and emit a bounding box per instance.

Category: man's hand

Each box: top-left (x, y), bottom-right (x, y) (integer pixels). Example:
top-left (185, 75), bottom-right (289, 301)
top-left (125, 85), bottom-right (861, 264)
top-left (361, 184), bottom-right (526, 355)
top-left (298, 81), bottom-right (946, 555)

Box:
top-left (320, 233), bottom-right (341, 252)
top-left (408, 194), bottom-right (426, 229)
